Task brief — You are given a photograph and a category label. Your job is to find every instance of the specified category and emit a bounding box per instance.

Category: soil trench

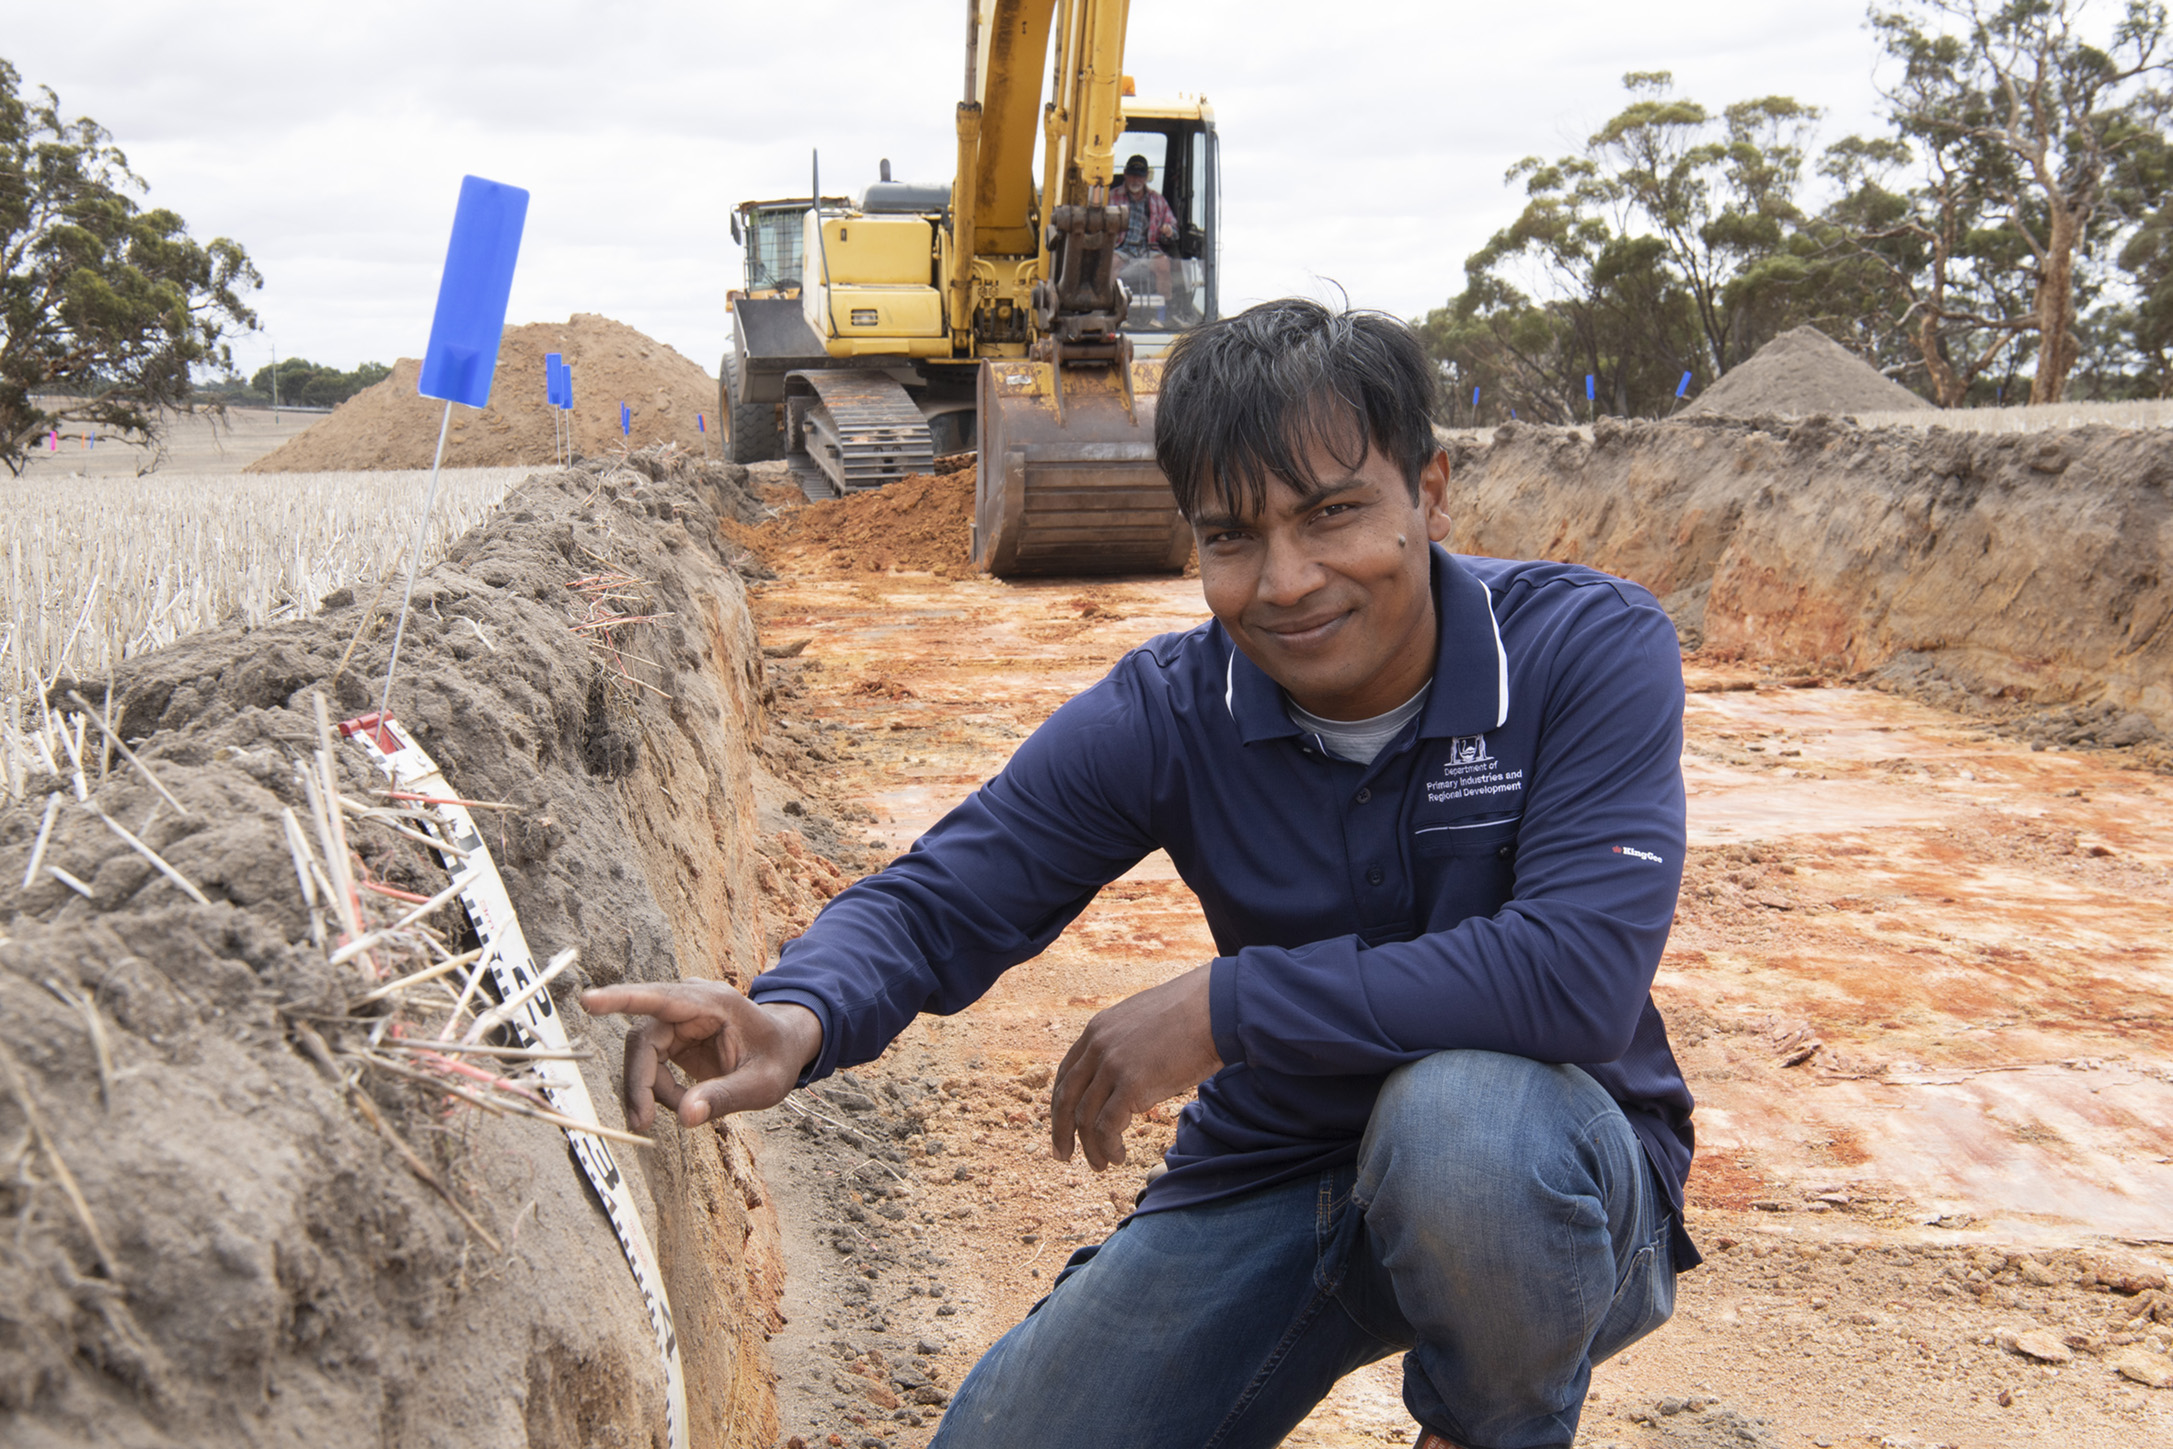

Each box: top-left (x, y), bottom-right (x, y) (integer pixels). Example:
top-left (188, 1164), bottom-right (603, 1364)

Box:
top-left (1, 451), bottom-right (789, 1448)
top-left (732, 464), bottom-right (2171, 1449)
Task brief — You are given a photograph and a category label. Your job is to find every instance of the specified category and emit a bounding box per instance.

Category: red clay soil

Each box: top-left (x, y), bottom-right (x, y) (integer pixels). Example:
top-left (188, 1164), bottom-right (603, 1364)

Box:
top-left (729, 465), bottom-right (975, 578)
top-left (732, 463), bottom-right (2173, 1448)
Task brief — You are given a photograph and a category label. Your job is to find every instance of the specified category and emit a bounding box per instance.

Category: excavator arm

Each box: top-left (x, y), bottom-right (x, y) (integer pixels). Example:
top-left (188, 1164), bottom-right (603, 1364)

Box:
top-left (955, 0), bottom-right (1191, 575)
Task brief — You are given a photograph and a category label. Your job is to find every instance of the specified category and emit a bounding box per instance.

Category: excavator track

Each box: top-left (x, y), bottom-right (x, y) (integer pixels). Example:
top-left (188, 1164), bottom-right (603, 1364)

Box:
top-left (788, 370), bottom-right (936, 498)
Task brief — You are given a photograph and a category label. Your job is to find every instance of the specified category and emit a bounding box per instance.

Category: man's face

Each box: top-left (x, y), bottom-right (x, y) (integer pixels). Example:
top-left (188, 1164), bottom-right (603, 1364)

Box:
top-left (1192, 430), bottom-right (1452, 721)
top-left (1123, 171), bottom-right (1147, 194)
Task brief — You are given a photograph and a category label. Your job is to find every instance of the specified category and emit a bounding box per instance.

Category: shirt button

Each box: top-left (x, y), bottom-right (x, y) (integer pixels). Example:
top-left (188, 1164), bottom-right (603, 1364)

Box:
top-left (1354, 787), bottom-right (1371, 804)
top-left (1366, 866), bottom-right (1385, 886)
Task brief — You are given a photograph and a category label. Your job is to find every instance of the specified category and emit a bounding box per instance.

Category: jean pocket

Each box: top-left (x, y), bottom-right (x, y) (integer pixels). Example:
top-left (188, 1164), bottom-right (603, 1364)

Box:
top-left (1589, 1232), bottom-right (1677, 1362)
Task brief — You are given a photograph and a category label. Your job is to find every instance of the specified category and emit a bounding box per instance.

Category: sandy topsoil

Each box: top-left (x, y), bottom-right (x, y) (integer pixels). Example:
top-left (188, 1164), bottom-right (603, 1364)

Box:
top-left (0, 451), bottom-right (786, 1448)
top-left (721, 464), bottom-right (2172, 1449)
top-left (248, 316), bottom-right (723, 474)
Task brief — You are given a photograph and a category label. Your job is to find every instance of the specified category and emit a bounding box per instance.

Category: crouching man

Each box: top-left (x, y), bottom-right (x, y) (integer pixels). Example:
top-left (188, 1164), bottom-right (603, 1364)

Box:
top-left (584, 298), bottom-right (1698, 1449)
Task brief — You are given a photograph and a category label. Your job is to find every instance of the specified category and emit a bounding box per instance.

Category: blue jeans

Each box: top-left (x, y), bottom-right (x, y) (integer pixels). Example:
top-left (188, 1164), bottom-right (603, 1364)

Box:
top-left (929, 1051), bottom-right (1676, 1449)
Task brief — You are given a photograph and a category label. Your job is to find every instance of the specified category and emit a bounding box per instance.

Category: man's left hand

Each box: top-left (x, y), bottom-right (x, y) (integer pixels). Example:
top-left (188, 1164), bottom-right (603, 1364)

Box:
top-left (1050, 962), bottom-right (1222, 1171)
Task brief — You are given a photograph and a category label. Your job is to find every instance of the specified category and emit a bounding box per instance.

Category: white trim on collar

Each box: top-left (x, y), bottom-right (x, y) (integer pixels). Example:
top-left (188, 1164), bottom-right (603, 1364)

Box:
top-left (1225, 649), bottom-right (1237, 717)
top-left (1485, 591), bottom-right (1510, 729)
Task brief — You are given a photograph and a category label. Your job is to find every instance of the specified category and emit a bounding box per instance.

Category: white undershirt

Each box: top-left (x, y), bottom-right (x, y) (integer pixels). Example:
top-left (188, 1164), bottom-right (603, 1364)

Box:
top-left (1285, 683), bottom-right (1431, 767)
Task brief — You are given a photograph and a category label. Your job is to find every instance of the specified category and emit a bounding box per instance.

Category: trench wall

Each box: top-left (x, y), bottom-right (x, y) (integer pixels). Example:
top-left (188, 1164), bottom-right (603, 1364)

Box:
top-left (1445, 417), bottom-right (2173, 745)
top-left (0, 454), bottom-right (784, 1446)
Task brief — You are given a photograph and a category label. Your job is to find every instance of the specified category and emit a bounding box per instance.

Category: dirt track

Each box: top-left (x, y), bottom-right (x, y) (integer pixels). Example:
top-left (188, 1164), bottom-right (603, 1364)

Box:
top-left (734, 467), bottom-right (2173, 1449)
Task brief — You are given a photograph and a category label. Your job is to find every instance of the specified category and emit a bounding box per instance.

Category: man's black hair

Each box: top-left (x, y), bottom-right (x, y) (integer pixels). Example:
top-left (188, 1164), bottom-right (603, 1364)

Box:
top-left (1154, 297), bottom-right (1441, 522)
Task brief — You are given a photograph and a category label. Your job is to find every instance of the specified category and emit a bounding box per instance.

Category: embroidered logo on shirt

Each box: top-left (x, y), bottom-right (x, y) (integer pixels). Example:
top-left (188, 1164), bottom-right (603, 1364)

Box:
top-left (1427, 736), bottom-right (1523, 805)
top-left (1613, 845), bottom-right (1664, 864)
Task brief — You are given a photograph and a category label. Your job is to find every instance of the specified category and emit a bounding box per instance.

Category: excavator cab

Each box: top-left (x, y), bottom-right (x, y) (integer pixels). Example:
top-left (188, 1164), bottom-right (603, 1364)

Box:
top-left (1110, 104), bottom-right (1220, 345)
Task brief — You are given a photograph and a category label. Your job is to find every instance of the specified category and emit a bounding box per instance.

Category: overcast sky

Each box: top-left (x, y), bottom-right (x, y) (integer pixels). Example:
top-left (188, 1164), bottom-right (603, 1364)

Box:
top-left (9, 0), bottom-right (1896, 382)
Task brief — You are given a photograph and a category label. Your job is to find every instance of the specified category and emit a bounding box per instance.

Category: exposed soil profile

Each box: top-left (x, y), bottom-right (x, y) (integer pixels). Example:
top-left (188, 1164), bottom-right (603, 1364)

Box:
top-left (717, 487), bottom-right (2173, 1448)
top-left (1682, 326), bottom-right (1932, 419)
top-left (0, 450), bottom-right (792, 1447)
top-left (246, 316), bottom-right (722, 474)
top-left (1442, 415), bottom-right (2173, 760)
top-left (726, 462), bottom-right (975, 577)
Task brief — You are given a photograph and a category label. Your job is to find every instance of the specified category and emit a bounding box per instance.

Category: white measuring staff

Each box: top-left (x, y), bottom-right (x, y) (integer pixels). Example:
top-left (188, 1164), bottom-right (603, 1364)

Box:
top-left (340, 711), bottom-right (688, 1449)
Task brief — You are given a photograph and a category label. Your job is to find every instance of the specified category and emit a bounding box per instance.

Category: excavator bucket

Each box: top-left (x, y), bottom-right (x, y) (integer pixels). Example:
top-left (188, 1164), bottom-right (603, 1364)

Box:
top-left (972, 359), bottom-right (1194, 577)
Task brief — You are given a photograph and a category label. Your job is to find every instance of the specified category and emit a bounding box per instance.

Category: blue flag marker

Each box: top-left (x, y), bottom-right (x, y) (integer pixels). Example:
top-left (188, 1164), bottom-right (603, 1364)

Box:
top-left (418, 176), bottom-right (530, 407)
top-left (1676, 371), bottom-right (1693, 398)
top-left (1586, 374), bottom-right (1596, 401)
top-left (562, 365), bottom-right (573, 410)
top-left (620, 402), bottom-right (631, 437)
top-left (544, 353), bottom-right (568, 463)
top-left (385, 172), bottom-right (530, 728)
top-left (698, 413), bottom-right (706, 433)
top-left (1471, 385), bottom-right (1480, 407)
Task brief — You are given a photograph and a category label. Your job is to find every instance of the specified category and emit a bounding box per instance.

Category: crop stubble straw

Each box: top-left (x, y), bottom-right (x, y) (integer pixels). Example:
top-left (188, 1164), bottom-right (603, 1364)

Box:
top-left (21, 792), bottom-right (60, 889)
top-left (0, 1037), bottom-right (119, 1278)
top-left (84, 803), bottom-right (211, 907)
top-left (278, 807), bottom-right (327, 949)
top-left (40, 978), bottom-right (115, 1110)
top-left (2, 467), bottom-right (527, 748)
top-left (326, 870), bottom-right (476, 967)
top-left (348, 947), bottom-right (486, 1007)
top-left (381, 1038), bottom-right (591, 1062)
top-left (345, 1084), bottom-right (504, 1253)
top-left (66, 690), bottom-right (187, 818)
top-left (462, 947), bottom-right (579, 1045)
top-left (353, 1051), bottom-right (651, 1150)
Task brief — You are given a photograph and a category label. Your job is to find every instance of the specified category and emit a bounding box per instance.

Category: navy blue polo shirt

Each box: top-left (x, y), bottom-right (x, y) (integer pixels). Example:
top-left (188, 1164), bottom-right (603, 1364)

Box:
top-left (751, 546), bottom-right (1699, 1269)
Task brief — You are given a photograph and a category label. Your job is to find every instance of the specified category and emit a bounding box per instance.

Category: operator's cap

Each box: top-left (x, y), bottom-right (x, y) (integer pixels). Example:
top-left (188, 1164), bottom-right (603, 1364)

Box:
top-left (1123, 154), bottom-right (1151, 177)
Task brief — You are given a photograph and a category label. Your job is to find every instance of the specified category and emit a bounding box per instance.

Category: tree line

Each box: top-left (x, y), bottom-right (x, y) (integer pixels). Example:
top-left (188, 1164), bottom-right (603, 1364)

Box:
top-left (1421, 0), bottom-right (2173, 423)
top-left (196, 357), bottom-right (392, 410)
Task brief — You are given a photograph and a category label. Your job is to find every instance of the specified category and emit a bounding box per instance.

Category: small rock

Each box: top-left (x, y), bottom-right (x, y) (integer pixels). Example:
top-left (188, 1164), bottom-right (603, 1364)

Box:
top-left (1998, 1328), bottom-right (2073, 1364)
top-left (1020, 1062), bottom-right (1053, 1089)
top-left (2018, 1259), bottom-right (2059, 1287)
top-left (2110, 1347), bottom-right (2173, 1389)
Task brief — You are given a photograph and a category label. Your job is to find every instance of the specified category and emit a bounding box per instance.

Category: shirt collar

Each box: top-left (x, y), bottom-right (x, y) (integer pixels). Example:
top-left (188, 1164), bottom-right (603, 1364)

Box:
top-left (1222, 546), bottom-right (1509, 745)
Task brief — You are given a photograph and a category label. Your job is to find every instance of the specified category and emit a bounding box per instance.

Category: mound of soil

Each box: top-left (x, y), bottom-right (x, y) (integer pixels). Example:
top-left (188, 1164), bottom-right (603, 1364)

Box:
top-left (1443, 416), bottom-right (2172, 756)
top-left (247, 315), bottom-right (720, 473)
top-left (0, 452), bottom-right (788, 1446)
top-left (1684, 326), bottom-right (1932, 418)
top-left (732, 464), bottom-right (974, 575)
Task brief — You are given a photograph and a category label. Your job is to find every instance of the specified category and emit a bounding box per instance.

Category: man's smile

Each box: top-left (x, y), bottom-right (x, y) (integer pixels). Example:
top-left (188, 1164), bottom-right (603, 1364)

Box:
top-left (1254, 610), bottom-right (1353, 649)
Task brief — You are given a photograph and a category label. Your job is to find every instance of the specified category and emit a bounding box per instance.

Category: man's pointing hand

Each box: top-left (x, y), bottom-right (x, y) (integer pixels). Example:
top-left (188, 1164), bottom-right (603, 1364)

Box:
top-left (1050, 962), bottom-right (1222, 1172)
top-left (580, 982), bottom-right (822, 1131)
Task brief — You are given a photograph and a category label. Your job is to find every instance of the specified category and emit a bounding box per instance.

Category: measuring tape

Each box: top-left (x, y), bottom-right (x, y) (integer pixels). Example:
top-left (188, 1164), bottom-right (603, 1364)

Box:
top-left (340, 711), bottom-right (689, 1449)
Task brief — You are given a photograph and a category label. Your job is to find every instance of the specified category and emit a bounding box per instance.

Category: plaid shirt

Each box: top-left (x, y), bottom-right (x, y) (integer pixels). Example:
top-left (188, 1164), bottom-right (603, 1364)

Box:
top-left (1116, 182), bottom-right (1177, 254)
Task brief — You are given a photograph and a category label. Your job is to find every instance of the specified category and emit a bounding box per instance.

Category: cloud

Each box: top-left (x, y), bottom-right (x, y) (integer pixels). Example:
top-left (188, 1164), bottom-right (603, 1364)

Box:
top-left (9, 0), bottom-right (1890, 378)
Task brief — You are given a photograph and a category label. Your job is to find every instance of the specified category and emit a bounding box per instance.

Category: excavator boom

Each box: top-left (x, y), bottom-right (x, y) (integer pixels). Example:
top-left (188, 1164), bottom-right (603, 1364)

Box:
top-left (727, 0), bottom-right (1214, 575)
top-left (959, 0), bottom-right (1192, 576)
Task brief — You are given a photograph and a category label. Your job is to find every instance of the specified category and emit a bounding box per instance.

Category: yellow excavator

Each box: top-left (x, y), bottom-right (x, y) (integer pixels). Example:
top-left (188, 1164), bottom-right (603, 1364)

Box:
top-left (720, 0), bottom-right (1220, 576)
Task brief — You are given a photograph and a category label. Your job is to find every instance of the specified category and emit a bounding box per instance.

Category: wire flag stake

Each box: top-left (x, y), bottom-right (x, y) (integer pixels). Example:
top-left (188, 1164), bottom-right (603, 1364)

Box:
top-left (379, 175), bottom-right (530, 731)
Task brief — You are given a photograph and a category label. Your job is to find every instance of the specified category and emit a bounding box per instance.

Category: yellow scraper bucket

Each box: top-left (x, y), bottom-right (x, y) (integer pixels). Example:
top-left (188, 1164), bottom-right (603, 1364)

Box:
top-left (972, 359), bottom-right (1195, 577)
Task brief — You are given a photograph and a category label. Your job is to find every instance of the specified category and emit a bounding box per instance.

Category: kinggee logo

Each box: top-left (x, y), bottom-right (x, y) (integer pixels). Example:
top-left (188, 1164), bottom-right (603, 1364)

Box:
top-left (1613, 845), bottom-right (1664, 864)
